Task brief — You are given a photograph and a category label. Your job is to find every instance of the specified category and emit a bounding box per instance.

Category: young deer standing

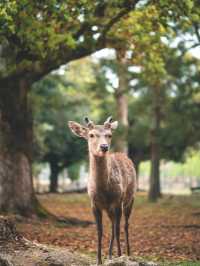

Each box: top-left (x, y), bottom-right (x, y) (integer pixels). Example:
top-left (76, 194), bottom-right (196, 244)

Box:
top-left (68, 117), bottom-right (136, 265)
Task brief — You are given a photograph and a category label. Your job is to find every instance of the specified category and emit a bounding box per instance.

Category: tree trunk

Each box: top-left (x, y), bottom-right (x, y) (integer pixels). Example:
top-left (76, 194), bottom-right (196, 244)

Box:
top-left (0, 79), bottom-right (36, 215)
top-left (129, 151), bottom-right (141, 191)
top-left (134, 160), bottom-right (140, 191)
top-left (114, 49), bottom-right (129, 154)
top-left (148, 87), bottom-right (162, 202)
top-left (49, 161), bottom-right (60, 193)
top-left (149, 129), bottom-right (161, 201)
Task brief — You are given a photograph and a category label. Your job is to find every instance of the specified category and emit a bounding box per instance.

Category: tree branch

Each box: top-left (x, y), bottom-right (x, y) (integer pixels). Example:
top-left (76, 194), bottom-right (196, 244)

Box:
top-left (193, 22), bottom-right (200, 44)
top-left (1, 0), bottom-right (141, 84)
top-left (100, 0), bottom-right (141, 42)
top-left (179, 42), bottom-right (200, 57)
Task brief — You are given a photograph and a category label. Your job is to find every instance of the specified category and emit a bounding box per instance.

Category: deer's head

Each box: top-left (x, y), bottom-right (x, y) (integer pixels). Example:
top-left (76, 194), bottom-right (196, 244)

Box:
top-left (68, 117), bottom-right (118, 157)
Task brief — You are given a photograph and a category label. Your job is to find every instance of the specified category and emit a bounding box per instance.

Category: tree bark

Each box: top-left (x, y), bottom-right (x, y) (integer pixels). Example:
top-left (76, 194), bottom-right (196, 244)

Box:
top-left (114, 49), bottom-right (129, 154)
top-left (134, 160), bottom-right (140, 191)
top-left (49, 161), bottom-right (60, 193)
top-left (0, 79), bottom-right (36, 215)
top-left (148, 87), bottom-right (162, 202)
top-left (149, 129), bottom-right (161, 201)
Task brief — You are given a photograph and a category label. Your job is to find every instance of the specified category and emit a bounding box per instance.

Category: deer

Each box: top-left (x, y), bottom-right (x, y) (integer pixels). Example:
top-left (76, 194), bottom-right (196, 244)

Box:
top-left (68, 116), bottom-right (136, 265)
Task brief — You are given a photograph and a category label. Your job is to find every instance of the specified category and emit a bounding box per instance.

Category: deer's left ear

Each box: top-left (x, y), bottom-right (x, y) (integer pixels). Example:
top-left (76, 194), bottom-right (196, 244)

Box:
top-left (111, 121), bottom-right (118, 130)
top-left (68, 121), bottom-right (88, 139)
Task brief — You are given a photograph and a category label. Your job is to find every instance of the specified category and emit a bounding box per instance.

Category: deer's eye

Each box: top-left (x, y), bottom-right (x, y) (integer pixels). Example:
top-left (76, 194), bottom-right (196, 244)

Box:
top-left (89, 133), bottom-right (94, 138)
top-left (106, 134), bottom-right (112, 138)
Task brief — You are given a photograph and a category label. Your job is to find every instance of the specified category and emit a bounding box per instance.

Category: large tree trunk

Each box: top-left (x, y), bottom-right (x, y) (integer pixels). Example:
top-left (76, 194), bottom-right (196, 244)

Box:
top-left (0, 79), bottom-right (36, 215)
top-left (148, 87), bottom-right (162, 202)
top-left (49, 161), bottom-right (60, 193)
top-left (114, 49), bottom-right (129, 154)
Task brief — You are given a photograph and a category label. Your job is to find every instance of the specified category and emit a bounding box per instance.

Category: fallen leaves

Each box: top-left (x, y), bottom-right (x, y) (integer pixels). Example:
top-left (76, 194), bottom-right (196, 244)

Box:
top-left (16, 193), bottom-right (200, 263)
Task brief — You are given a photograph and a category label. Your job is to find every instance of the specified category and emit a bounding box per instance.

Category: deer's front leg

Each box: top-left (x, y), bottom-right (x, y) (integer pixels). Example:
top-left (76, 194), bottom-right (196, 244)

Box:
top-left (93, 207), bottom-right (103, 265)
top-left (115, 206), bottom-right (122, 257)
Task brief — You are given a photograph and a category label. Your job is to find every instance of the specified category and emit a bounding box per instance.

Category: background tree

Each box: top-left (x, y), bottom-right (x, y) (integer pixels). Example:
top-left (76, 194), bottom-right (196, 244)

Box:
top-left (128, 48), bottom-right (200, 194)
top-left (31, 73), bottom-right (89, 192)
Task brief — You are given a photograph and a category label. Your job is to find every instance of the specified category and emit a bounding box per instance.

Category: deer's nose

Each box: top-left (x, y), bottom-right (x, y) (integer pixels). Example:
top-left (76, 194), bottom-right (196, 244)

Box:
top-left (100, 144), bottom-right (109, 152)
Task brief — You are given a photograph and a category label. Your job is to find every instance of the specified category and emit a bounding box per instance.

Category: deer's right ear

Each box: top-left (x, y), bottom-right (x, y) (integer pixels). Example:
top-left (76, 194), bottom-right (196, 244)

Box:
top-left (68, 121), bottom-right (88, 139)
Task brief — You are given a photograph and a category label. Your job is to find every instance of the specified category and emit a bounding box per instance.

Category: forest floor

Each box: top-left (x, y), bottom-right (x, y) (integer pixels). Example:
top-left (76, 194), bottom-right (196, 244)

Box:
top-left (15, 192), bottom-right (200, 266)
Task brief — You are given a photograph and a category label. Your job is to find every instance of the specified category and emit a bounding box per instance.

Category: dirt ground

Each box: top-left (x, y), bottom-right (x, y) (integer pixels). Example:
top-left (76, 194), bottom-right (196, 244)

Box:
top-left (16, 192), bottom-right (200, 265)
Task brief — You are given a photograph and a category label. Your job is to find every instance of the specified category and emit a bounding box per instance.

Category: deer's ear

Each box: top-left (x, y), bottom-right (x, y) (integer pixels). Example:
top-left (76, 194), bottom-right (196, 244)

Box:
top-left (68, 121), bottom-right (88, 139)
top-left (111, 121), bottom-right (118, 130)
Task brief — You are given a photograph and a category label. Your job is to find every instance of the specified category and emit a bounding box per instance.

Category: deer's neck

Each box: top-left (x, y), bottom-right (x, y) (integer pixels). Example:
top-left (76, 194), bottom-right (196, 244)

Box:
top-left (89, 153), bottom-right (110, 188)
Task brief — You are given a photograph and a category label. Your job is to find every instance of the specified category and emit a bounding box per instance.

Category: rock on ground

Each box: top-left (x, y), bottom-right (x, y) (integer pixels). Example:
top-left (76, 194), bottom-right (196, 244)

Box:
top-left (103, 256), bottom-right (158, 266)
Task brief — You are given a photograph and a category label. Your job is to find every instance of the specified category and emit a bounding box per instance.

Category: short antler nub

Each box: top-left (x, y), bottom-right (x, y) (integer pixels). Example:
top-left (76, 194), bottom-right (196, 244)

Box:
top-left (105, 116), bottom-right (113, 123)
top-left (104, 116), bottom-right (113, 129)
top-left (84, 117), bottom-right (94, 129)
top-left (84, 117), bottom-right (90, 124)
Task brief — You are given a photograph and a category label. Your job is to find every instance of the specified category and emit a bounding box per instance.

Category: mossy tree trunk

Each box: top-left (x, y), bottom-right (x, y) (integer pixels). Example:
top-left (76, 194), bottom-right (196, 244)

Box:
top-left (0, 79), bottom-right (36, 215)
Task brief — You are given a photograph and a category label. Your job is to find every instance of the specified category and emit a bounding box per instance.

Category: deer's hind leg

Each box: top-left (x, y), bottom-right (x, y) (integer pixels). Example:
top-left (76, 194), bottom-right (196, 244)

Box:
top-left (123, 199), bottom-right (134, 256)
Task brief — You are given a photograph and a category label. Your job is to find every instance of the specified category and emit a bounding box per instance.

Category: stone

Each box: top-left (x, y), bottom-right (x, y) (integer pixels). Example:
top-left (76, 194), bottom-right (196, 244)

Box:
top-left (104, 256), bottom-right (139, 266)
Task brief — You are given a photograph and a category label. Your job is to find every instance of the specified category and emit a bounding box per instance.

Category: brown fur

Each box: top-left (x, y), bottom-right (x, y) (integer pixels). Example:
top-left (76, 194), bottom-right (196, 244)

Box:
top-left (88, 152), bottom-right (136, 212)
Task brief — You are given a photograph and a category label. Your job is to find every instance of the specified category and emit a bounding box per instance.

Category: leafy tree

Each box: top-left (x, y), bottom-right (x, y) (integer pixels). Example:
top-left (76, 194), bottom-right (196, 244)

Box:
top-left (129, 49), bottom-right (200, 196)
top-left (0, 0), bottom-right (141, 214)
top-left (31, 73), bottom-right (89, 192)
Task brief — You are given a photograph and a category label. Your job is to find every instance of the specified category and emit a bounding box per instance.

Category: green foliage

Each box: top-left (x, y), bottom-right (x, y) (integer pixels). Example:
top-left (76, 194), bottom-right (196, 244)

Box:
top-left (0, 0), bottom-right (139, 79)
top-left (129, 48), bottom-right (200, 163)
top-left (31, 71), bottom-right (89, 174)
top-left (67, 162), bottom-right (82, 181)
